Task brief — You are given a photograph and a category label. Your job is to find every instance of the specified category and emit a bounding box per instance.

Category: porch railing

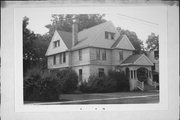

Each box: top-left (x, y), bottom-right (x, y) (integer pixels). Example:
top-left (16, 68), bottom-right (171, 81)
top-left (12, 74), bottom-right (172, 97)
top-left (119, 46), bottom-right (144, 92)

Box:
top-left (149, 79), bottom-right (159, 88)
top-left (137, 80), bottom-right (144, 91)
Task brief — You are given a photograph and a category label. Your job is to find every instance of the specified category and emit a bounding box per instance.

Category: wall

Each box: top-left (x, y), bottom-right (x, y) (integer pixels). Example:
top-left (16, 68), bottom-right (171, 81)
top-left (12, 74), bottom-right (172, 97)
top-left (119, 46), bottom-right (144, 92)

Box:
top-left (71, 48), bottom-right (90, 66)
top-left (112, 49), bottom-right (133, 65)
top-left (89, 47), bottom-right (112, 66)
top-left (47, 52), bottom-right (69, 69)
top-left (72, 65), bottom-right (90, 82)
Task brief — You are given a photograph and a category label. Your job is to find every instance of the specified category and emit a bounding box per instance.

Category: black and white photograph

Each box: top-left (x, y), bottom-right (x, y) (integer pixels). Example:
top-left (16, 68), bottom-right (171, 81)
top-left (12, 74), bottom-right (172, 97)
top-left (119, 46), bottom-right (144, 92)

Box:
top-left (1, 2), bottom-right (179, 120)
top-left (23, 12), bottom-right (160, 105)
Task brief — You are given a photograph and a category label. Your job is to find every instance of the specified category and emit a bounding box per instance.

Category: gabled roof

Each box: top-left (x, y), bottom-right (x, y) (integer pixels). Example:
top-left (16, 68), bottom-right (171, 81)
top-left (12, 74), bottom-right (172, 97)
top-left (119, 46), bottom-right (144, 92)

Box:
top-left (57, 31), bottom-right (72, 49)
top-left (121, 54), bottom-right (142, 65)
top-left (71, 21), bottom-right (120, 50)
top-left (111, 35), bottom-right (123, 48)
top-left (121, 54), bottom-right (153, 66)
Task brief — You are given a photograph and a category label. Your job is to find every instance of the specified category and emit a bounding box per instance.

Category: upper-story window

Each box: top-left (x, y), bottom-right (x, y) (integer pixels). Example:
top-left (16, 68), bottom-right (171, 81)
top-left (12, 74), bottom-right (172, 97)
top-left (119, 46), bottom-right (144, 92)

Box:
top-left (63, 52), bottom-right (66, 63)
top-left (119, 50), bottom-right (123, 61)
top-left (102, 49), bottom-right (106, 60)
top-left (59, 53), bottom-right (62, 64)
top-left (96, 48), bottom-right (100, 60)
top-left (105, 31), bottom-right (115, 40)
top-left (154, 51), bottom-right (159, 59)
top-left (54, 40), bottom-right (60, 48)
top-left (79, 49), bottom-right (82, 61)
top-left (53, 55), bottom-right (56, 65)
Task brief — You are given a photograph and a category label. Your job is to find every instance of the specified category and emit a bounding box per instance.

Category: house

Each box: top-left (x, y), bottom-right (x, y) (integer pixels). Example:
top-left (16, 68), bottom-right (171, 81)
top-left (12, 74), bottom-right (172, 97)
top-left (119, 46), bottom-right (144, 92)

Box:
top-left (147, 49), bottom-right (159, 83)
top-left (45, 21), bottom-right (156, 91)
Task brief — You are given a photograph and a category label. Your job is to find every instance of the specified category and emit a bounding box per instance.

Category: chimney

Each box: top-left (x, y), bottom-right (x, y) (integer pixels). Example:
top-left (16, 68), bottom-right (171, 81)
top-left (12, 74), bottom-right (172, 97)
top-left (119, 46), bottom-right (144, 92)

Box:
top-left (72, 19), bottom-right (78, 46)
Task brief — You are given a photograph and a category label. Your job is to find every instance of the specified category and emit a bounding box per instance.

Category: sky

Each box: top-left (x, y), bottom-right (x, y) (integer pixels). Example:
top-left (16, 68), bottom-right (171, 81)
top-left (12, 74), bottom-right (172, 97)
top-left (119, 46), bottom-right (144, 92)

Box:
top-left (25, 7), bottom-right (160, 46)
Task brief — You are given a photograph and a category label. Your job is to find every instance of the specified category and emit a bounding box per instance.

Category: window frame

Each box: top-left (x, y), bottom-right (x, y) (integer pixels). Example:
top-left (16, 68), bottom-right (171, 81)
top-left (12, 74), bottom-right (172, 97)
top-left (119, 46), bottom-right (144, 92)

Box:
top-left (79, 49), bottom-right (82, 61)
top-left (119, 50), bottom-right (123, 61)
top-left (53, 55), bottom-right (56, 65)
top-left (96, 48), bottom-right (101, 60)
top-left (98, 68), bottom-right (105, 78)
top-left (102, 49), bottom-right (106, 60)
top-left (63, 52), bottom-right (66, 63)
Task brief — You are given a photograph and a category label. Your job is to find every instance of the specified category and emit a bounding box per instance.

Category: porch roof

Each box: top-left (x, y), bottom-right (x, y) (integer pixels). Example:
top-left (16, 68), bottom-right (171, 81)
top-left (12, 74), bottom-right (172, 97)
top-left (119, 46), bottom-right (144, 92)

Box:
top-left (121, 54), bottom-right (153, 66)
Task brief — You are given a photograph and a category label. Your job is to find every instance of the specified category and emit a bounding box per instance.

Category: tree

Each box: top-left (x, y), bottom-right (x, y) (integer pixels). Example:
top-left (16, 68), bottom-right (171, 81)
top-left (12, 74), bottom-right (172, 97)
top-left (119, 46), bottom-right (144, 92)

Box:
top-left (23, 17), bottom-right (50, 73)
top-left (45, 14), bottom-right (107, 35)
top-left (117, 27), bottom-right (144, 54)
top-left (146, 33), bottom-right (159, 51)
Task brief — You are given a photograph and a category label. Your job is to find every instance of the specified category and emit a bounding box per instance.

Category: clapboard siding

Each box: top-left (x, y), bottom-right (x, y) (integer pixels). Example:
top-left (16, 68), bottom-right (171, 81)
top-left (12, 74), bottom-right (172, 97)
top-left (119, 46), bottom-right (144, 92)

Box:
top-left (89, 47), bottom-right (112, 65)
top-left (112, 49), bottom-right (133, 65)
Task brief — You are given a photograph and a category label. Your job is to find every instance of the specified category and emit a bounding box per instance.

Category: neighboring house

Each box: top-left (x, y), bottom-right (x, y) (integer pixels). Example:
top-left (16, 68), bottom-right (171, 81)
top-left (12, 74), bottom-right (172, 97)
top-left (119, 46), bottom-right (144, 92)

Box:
top-left (45, 21), bottom-right (155, 91)
top-left (147, 49), bottom-right (159, 83)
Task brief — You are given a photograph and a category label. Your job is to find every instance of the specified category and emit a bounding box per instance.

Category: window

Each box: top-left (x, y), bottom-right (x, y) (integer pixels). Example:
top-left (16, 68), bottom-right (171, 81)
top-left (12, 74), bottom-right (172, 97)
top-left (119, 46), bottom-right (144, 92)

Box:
top-left (63, 52), bottom-right (66, 63)
top-left (59, 54), bottom-right (62, 64)
top-left (96, 48), bottom-right (100, 60)
top-left (53, 55), bottom-right (56, 65)
top-left (99, 68), bottom-right (104, 78)
top-left (105, 31), bottom-right (115, 40)
top-left (54, 40), bottom-right (60, 48)
top-left (79, 69), bottom-right (82, 81)
top-left (102, 49), bottom-right (106, 60)
top-left (119, 50), bottom-right (123, 61)
top-left (79, 50), bottom-right (82, 61)
top-left (105, 32), bottom-right (109, 39)
top-left (154, 51), bottom-right (159, 59)
top-left (152, 63), bottom-right (155, 70)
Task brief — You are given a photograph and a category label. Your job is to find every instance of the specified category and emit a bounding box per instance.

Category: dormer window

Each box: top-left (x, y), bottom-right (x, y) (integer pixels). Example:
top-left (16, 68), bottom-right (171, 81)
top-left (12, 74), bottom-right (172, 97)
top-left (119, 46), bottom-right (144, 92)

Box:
top-left (54, 40), bottom-right (60, 48)
top-left (105, 31), bottom-right (115, 40)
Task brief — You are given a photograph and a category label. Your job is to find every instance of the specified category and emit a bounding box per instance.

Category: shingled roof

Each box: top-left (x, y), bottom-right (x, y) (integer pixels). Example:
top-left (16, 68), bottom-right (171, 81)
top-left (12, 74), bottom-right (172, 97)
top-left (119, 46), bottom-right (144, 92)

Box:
top-left (57, 31), bottom-right (72, 49)
top-left (121, 54), bottom-right (143, 65)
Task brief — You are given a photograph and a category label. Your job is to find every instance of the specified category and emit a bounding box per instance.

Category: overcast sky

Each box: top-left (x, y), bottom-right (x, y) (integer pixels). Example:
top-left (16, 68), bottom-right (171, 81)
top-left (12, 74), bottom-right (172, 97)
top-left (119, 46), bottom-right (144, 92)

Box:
top-left (25, 7), bottom-right (160, 45)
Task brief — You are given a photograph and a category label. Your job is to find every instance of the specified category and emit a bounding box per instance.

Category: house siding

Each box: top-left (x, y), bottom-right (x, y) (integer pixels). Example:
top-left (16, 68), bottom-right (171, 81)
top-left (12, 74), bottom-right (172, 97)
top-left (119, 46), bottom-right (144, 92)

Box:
top-left (112, 49), bottom-right (133, 66)
top-left (71, 48), bottom-right (90, 66)
top-left (47, 52), bottom-right (69, 69)
top-left (89, 47), bottom-right (112, 66)
top-left (72, 65), bottom-right (90, 82)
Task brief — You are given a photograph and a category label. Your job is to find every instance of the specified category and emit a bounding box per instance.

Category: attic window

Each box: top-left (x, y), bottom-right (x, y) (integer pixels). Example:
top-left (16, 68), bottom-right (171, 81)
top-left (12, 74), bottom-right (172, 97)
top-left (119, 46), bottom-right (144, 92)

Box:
top-left (54, 40), bottom-right (60, 48)
top-left (105, 31), bottom-right (115, 40)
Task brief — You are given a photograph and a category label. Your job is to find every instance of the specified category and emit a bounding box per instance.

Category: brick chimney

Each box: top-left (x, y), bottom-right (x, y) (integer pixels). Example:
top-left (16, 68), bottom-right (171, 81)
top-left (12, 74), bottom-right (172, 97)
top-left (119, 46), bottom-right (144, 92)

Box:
top-left (72, 19), bottom-right (78, 46)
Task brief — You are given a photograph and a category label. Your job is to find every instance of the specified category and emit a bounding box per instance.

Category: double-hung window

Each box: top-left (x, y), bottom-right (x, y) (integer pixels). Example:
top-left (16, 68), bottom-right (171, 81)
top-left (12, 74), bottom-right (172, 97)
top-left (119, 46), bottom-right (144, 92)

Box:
top-left (102, 49), bottom-right (106, 60)
top-left (53, 55), bottom-right (56, 65)
top-left (79, 50), bottom-right (82, 61)
top-left (99, 68), bottom-right (104, 78)
top-left (63, 52), bottom-right (66, 63)
top-left (96, 48), bottom-right (100, 60)
top-left (119, 50), bottom-right (123, 61)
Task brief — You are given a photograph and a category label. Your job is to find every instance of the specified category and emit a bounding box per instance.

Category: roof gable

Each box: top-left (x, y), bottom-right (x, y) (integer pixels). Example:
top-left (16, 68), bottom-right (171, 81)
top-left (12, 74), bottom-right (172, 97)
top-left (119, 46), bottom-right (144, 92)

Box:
top-left (121, 54), bottom-right (153, 66)
top-left (113, 35), bottom-right (135, 50)
top-left (45, 31), bottom-right (69, 56)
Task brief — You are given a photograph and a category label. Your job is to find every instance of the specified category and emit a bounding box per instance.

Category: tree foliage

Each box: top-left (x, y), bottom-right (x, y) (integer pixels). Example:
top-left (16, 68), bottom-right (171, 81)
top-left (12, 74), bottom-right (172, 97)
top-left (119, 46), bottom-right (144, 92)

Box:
top-left (117, 27), bottom-right (144, 54)
top-left (23, 17), bottom-right (50, 73)
top-left (146, 33), bottom-right (159, 51)
top-left (45, 14), bottom-right (107, 35)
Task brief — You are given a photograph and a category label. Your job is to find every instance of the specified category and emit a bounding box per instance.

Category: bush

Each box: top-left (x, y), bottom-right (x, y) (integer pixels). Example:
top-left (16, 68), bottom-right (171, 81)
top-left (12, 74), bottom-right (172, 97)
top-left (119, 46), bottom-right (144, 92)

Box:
top-left (24, 68), bottom-right (62, 102)
top-left (79, 70), bottom-right (129, 93)
top-left (24, 68), bottom-right (78, 101)
top-left (56, 68), bottom-right (78, 93)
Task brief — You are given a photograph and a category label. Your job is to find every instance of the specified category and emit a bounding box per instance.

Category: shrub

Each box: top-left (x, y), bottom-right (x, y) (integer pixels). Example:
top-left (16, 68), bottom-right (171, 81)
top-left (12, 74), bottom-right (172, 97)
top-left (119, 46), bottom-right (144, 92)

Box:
top-left (24, 68), bottom-right (78, 101)
top-left (24, 68), bottom-right (62, 102)
top-left (56, 68), bottom-right (78, 93)
top-left (79, 70), bottom-right (129, 93)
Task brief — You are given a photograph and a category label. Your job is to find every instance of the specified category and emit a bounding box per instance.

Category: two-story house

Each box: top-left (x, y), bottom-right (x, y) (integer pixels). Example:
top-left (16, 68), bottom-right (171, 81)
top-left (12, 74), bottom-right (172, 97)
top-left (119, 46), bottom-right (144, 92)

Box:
top-left (45, 21), bottom-right (155, 91)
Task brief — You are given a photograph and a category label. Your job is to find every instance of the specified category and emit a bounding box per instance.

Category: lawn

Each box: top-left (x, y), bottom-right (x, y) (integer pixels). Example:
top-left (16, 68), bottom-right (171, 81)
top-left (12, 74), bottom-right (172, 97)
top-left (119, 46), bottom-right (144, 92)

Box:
top-left (26, 91), bottom-right (159, 105)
